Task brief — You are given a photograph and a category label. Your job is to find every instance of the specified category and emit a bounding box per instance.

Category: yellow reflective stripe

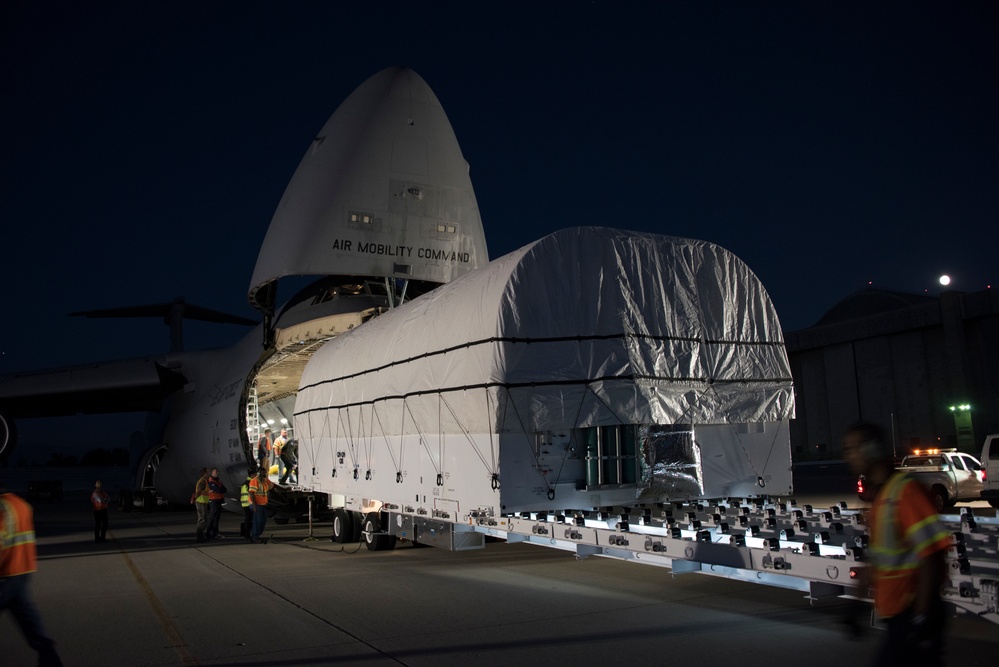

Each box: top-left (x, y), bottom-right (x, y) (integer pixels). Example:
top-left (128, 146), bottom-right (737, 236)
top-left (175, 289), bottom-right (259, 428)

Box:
top-left (871, 474), bottom-right (915, 570)
top-left (1, 498), bottom-right (35, 550)
top-left (0, 498), bottom-right (14, 549)
top-left (912, 530), bottom-right (951, 553)
top-left (908, 514), bottom-right (937, 533)
top-left (874, 475), bottom-right (906, 547)
top-left (907, 525), bottom-right (951, 553)
top-left (9, 530), bottom-right (36, 547)
top-left (906, 515), bottom-right (946, 541)
top-left (0, 498), bottom-right (14, 548)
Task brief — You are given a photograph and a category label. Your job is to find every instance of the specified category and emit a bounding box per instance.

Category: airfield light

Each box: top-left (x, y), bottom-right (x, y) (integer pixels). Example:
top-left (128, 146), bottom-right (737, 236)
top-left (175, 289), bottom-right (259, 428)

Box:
top-left (948, 404), bottom-right (975, 452)
top-left (939, 275), bottom-right (951, 286)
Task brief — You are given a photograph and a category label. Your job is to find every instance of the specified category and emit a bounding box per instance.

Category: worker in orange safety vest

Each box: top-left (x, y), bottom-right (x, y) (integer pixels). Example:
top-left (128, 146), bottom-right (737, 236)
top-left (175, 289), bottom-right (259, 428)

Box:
top-left (247, 469), bottom-right (275, 544)
top-left (1, 484), bottom-right (64, 666)
top-left (190, 468), bottom-right (210, 542)
top-left (90, 480), bottom-right (111, 542)
top-left (842, 421), bottom-right (952, 667)
top-left (206, 468), bottom-right (227, 540)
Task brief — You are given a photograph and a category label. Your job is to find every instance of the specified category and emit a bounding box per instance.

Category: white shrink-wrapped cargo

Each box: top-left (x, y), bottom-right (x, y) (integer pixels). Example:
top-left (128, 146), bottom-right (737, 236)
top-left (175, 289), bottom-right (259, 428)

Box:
top-left (296, 227), bottom-right (794, 515)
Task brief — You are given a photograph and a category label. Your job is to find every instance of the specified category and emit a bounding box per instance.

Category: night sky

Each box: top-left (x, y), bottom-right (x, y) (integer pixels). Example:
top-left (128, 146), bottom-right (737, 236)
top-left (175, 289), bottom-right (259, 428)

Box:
top-left (3, 2), bottom-right (997, 456)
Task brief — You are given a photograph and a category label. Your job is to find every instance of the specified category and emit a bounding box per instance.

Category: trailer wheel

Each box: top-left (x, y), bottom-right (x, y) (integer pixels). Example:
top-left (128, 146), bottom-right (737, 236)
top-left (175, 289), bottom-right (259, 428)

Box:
top-left (332, 508), bottom-right (354, 543)
top-left (362, 513), bottom-right (397, 551)
top-left (361, 514), bottom-right (380, 550)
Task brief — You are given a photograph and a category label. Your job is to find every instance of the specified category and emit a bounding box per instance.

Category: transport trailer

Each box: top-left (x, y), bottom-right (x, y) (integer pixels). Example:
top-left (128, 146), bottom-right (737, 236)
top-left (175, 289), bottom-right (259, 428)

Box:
top-left (293, 227), bottom-right (999, 623)
top-left (354, 497), bottom-right (996, 624)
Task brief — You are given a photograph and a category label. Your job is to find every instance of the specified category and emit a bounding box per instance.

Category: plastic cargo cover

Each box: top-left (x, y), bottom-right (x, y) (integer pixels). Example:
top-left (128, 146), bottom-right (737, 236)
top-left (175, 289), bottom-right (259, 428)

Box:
top-left (295, 227), bottom-right (793, 437)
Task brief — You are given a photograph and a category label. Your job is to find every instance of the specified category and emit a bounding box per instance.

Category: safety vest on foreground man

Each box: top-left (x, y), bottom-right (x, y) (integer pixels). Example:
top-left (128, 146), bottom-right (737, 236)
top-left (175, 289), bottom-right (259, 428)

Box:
top-left (1, 493), bottom-right (38, 577)
top-left (868, 472), bottom-right (953, 617)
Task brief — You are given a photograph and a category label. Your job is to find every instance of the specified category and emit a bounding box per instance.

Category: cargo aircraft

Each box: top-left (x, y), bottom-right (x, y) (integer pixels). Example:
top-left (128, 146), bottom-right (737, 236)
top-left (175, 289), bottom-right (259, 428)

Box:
top-left (0, 68), bottom-right (490, 514)
top-left (7, 67), bottom-right (995, 629)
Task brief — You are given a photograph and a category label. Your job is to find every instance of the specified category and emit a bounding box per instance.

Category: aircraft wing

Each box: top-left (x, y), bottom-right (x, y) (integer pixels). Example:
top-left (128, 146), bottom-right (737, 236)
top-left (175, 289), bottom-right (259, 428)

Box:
top-left (0, 357), bottom-right (187, 419)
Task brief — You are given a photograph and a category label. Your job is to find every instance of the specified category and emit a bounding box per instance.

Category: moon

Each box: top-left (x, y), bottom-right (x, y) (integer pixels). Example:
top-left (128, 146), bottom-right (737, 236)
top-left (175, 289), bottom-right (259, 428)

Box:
top-left (939, 275), bottom-right (951, 286)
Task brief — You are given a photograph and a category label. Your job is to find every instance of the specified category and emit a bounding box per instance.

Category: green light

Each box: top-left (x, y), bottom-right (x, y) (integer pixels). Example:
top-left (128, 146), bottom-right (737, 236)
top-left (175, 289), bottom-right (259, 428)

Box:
top-left (948, 404), bottom-right (972, 412)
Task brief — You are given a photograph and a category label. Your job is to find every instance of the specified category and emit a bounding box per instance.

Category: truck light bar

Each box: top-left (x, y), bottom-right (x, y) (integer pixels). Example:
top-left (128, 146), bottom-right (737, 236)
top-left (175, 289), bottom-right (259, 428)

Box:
top-left (912, 447), bottom-right (956, 455)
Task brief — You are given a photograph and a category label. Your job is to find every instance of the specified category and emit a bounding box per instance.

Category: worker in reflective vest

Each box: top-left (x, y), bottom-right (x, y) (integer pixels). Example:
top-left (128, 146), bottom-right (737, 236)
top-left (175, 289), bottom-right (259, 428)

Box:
top-left (842, 422), bottom-right (952, 666)
top-left (190, 468), bottom-right (210, 542)
top-left (247, 470), bottom-right (275, 544)
top-left (1, 488), bottom-right (64, 666)
top-left (206, 468), bottom-right (227, 540)
top-left (90, 480), bottom-right (110, 542)
top-left (240, 473), bottom-right (254, 541)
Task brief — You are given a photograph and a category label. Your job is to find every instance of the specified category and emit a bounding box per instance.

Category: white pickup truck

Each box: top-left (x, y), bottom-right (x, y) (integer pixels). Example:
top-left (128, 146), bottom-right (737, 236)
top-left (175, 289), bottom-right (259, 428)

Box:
top-left (857, 448), bottom-right (985, 510)
top-left (897, 449), bottom-right (985, 511)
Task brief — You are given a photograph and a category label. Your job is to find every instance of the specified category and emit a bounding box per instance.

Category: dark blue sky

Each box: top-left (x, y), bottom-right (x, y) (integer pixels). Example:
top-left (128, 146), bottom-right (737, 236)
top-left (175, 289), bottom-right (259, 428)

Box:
top-left (3, 2), bottom-right (997, 379)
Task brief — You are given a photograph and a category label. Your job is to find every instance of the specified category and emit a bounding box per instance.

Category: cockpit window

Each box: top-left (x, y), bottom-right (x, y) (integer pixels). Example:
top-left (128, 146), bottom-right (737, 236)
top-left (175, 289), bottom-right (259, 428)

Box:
top-left (311, 287), bottom-right (339, 305)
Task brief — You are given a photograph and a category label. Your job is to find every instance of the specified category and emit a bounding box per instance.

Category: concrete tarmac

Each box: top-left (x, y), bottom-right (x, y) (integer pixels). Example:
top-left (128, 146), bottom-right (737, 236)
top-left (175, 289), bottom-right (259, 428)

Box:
top-left (3, 494), bottom-right (997, 667)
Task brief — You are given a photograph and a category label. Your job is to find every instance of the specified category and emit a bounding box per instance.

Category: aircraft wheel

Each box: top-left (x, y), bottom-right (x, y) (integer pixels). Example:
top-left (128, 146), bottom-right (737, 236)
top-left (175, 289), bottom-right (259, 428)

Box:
top-left (142, 491), bottom-right (156, 513)
top-left (331, 508), bottom-right (353, 543)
